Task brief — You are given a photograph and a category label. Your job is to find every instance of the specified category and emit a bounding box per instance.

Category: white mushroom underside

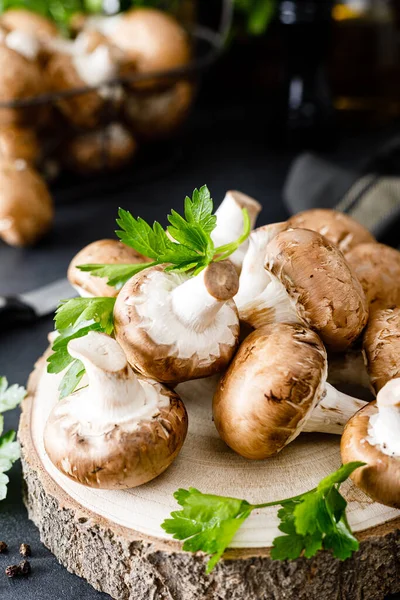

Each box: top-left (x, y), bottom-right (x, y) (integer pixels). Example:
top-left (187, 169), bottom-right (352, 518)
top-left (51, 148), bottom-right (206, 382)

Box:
top-left (239, 273), bottom-right (301, 326)
top-left (367, 406), bottom-right (400, 457)
top-left (5, 30), bottom-right (40, 60)
top-left (130, 270), bottom-right (238, 361)
top-left (73, 44), bottom-right (118, 87)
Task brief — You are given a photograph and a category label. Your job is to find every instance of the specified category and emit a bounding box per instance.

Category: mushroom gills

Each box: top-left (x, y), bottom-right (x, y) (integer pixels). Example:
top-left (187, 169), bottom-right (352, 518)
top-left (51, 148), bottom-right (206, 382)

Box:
top-left (366, 379), bottom-right (400, 457)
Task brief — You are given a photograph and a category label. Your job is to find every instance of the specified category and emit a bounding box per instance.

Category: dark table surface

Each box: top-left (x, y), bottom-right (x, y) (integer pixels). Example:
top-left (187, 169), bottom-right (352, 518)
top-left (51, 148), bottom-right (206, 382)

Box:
top-left (0, 102), bottom-right (399, 599)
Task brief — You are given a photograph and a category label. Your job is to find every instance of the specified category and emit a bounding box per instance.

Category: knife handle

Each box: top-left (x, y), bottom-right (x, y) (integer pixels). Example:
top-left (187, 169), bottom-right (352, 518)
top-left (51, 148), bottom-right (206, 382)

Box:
top-left (0, 296), bottom-right (37, 330)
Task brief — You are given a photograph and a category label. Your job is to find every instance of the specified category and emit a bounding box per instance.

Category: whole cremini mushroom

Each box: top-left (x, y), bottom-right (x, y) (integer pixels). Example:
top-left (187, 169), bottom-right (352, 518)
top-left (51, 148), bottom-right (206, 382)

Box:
top-left (258, 228), bottom-right (369, 351)
top-left (213, 323), bottom-right (367, 460)
top-left (234, 221), bottom-right (288, 326)
top-left (45, 332), bottom-right (188, 489)
top-left (62, 123), bottom-right (137, 175)
top-left (68, 239), bottom-right (150, 298)
top-left (211, 190), bottom-right (262, 272)
top-left (0, 160), bottom-right (53, 246)
top-left (341, 378), bottom-right (400, 508)
top-left (108, 8), bottom-right (190, 76)
top-left (0, 125), bottom-right (40, 164)
top-left (345, 243), bottom-right (400, 309)
top-left (287, 208), bottom-right (376, 253)
top-left (363, 306), bottom-right (400, 394)
top-left (114, 261), bottom-right (240, 384)
top-left (0, 9), bottom-right (59, 39)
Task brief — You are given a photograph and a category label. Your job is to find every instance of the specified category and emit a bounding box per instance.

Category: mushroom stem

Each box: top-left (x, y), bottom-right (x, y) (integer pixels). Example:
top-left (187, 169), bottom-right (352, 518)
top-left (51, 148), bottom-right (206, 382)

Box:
top-left (171, 261), bottom-right (239, 333)
top-left (68, 333), bottom-right (145, 425)
top-left (303, 383), bottom-right (367, 435)
top-left (367, 378), bottom-right (400, 457)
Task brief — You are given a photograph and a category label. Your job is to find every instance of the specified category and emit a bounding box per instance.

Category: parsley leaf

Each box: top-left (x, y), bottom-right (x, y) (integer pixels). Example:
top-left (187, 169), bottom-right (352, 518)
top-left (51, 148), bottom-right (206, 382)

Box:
top-left (47, 297), bottom-right (116, 398)
top-left (161, 463), bottom-right (365, 571)
top-left (0, 378), bottom-right (25, 502)
top-left (0, 377), bottom-right (26, 413)
top-left (76, 262), bottom-right (155, 291)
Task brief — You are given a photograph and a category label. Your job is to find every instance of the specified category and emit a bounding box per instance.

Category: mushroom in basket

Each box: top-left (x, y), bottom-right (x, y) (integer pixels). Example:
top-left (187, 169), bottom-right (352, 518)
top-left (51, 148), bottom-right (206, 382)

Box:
top-left (44, 331), bottom-right (188, 489)
top-left (0, 125), bottom-right (40, 164)
top-left (68, 239), bottom-right (150, 298)
top-left (341, 378), bottom-right (400, 508)
top-left (0, 9), bottom-right (58, 40)
top-left (114, 261), bottom-right (240, 384)
top-left (213, 323), bottom-right (367, 460)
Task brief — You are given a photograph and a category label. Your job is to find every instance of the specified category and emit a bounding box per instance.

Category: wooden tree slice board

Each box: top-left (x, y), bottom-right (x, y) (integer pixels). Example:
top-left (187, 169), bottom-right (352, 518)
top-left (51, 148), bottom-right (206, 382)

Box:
top-left (19, 352), bottom-right (400, 600)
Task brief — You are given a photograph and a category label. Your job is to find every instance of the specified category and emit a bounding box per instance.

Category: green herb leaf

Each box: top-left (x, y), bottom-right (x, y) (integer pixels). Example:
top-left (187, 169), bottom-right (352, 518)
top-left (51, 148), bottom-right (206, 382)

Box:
top-left (162, 463), bottom-right (365, 571)
top-left (0, 377), bottom-right (25, 414)
top-left (47, 297), bottom-right (116, 398)
top-left (0, 430), bottom-right (20, 501)
top-left (183, 186), bottom-right (217, 234)
top-left (77, 262), bottom-right (155, 291)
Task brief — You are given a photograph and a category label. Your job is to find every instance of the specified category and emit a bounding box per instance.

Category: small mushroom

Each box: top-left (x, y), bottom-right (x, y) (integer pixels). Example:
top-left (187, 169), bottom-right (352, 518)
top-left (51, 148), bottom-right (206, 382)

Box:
top-left (45, 332), bottom-right (188, 489)
top-left (211, 190), bottom-right (262, 273)
top-left (213, 324), bottom-right (367, 460)
top-left (257, 228), bottom-right (369, 351)
top-left (345, 243), bottom-right (400, 309)
top-left (68, 239), bottom-right (150, 298)
top-left (0, 160), bottom-right (53, 246)
top-left (363, 306), bottom-right (400, 394)
top-left (0, 125), bottom-right (40, 164)
top-left (108, 8), bottom-right (190, 77)
top-left (287, 208), bottom-right (376, 253)
top-left (124, 81), bottom-right (193, 141)
top-left (114, 261), bottom-right (240, 384)
top-left (341, 378), bottom-right (400, 508)
top-left (234, 222), bottom-right (288, 326)
top-left (61, 123), bottom-right (137, 175)
top-left (0, 9), bottom-right (59, 39)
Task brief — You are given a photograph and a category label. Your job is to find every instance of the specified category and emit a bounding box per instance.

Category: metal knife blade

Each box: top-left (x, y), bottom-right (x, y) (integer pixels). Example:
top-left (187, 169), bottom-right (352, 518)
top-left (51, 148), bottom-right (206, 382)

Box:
top-left (19, 278), bottom-right (77, 318)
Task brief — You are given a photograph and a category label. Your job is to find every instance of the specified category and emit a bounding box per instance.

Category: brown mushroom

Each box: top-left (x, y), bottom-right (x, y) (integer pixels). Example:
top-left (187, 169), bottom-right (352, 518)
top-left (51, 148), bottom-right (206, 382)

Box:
top-left (0, 125), bottom-right (40, 164)
top-left (245, 228), bottom-right (368, 351)
top-left (68, 239), bottom-right (150, 298)
top-left (0, 160), bottom-right (53, 246)
top-left (0, 9), bottom-right (59, 39)
top-left (287, 208), bottom-right (376, 253)
top-left (341, 378), bottom-right (400, 508)
top-left (114, 261), bottom-right (240, 384)
top-left (44, 332), bottom-right (188, 489)
top-left (61, 123), bottom-right (137, 175)
top-left (363, 306), bottom-right (400, 394)
top-left (345, 243), bottom-right (400, 309)
top-left (213, 323), bottom-right (367, 460)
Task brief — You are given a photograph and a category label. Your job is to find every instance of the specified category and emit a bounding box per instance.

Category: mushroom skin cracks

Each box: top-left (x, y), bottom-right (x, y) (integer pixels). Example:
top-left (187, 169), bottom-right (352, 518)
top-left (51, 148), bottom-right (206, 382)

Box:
top-left (341, 378), bottom-right (400, 508)
top-left (212, 190), bottom-right (262, 273)
top-left (363, 306), bottom-right (400, 393)
top-left (44, 332), bottom-right (188, 489)
top-left (213, 324), bottom-right (367, 460)
top-left (345, 243), bottom-right (400, 309)
top-left (68, 239), bottom-right (150, 298)
top-left (262, 228), bottom-right (369, 351)
top-left (287, 208), bottom-right (376, 253)
top-left (114, 261), bottom-right (240, 384)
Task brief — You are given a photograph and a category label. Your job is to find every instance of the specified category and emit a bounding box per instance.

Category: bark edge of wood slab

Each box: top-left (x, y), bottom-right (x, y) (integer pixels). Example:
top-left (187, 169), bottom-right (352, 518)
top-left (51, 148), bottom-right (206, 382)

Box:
top-left (19, 356), bottom-right (400, 600)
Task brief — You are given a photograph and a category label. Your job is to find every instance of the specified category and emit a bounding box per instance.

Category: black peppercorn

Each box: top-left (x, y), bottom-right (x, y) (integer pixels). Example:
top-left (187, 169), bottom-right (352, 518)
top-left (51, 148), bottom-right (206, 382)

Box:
top-left (18, 560), bottom-right (31, 576)
top-left (5, 565), bottom-right (19, 578)
top-left (19, 544), bottom-right (31, 558)
top-left (0, 542), bottom-right (7, 554)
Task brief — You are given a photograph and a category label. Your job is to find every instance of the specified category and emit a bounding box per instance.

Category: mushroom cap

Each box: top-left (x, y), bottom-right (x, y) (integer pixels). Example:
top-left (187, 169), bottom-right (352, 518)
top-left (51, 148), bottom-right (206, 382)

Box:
top-left (0, 160), bottom-right (53, 246)
top-left (213, 323), bottom-right (327, 460)
top-left (114, 264), bottom-right (240, 384)
top-left (265, 228), bottom-right (369, 351)
top-left (0, 125), bottom-right (40, 163)
top-left (44, 333), bottom-right (188, 489)
top-left (345, 243), bottom-right (400, 308)
top-left (62, 124), bottom-right (137, 175)
top-left (0, 45), bottom-right (47, 126)
top-left (363, 306), bottom-right (400, 393)
top-left (341, 401), bottom-right (400, 508)
top-left (109, 8), bottom-right (190, 74)
top-left (287, 209), bottom-right (376, 253)
top-left (68, 239), bottom-right (149, 298)
top-left (0, 9), bottom-right (59, 39)
top-left (124, 81), bottom-right (194, 141)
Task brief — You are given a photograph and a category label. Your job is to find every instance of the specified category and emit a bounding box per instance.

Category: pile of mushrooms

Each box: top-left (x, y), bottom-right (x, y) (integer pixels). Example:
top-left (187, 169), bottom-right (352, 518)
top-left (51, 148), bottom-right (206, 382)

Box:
top-left (0, 6), bottom-right (192, 180)
top-left (51, 199), bottom-right (400, 505)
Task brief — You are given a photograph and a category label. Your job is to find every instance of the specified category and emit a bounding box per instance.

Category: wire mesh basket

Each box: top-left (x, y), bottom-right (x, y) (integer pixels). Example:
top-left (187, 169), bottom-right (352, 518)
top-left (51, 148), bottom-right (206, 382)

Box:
top-left (0, 0), bottom-right (233, 177)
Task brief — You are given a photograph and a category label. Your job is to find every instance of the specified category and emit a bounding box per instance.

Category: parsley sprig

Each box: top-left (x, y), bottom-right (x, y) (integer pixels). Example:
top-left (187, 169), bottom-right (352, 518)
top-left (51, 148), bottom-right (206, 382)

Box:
top-left (0, 377), bottom-right (26, 501)
top-left (47, 297), bottom-right (115, 399)
top-left (162, 462), bottom-right (365, 572)
top-left (77, 186), bottom-right (251, 290)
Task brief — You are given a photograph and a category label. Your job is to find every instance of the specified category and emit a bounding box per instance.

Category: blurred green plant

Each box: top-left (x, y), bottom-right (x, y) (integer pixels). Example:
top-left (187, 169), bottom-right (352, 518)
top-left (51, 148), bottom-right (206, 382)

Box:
top-left (234, 0), bottom-right (277, 36)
